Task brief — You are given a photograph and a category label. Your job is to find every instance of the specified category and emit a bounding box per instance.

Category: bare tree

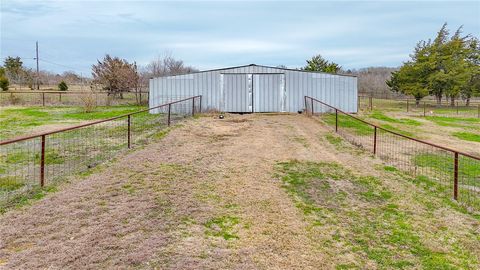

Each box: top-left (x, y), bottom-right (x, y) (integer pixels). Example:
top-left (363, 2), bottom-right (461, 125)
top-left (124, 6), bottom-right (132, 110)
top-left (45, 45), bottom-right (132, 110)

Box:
top-left (145, 52), bottom-right (198, 77)
top-left (351, 67), bottom-right (401, 98)
top-left (92, 54), bottom-right (139, 98)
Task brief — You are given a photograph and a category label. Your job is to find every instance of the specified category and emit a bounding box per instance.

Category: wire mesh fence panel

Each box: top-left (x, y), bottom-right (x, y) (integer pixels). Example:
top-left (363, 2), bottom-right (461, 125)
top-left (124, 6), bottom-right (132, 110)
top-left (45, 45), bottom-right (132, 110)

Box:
top-left (0, 96), bottom-right (201, 203)
top-left (0, 92), bottom-right (149, 107)
top-left (357, 96), bottom-right (480, 118)
top-left (305, 96), bottom-right (480, 212)
top-left (0, 137), bottom-right (41, 201)
top-left (458, 155), bottom-right (480, 211)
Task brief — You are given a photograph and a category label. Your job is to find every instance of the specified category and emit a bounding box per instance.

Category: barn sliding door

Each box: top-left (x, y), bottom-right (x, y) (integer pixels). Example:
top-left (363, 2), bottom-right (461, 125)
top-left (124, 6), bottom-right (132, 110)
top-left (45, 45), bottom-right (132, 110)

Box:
top-left (222, 74), bottom-right (252, 112)
top-left (253, 74), bottom-right (285, 112)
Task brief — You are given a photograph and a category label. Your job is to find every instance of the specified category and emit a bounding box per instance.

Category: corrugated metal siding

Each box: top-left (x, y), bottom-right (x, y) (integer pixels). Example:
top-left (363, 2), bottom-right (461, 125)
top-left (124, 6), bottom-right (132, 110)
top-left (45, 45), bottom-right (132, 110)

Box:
top-left (253, 74), bottom-right (284, 112)
top-left (223, 74), bottom-right (250, 112)
top-left (149, 65), bottom-right (357, 113)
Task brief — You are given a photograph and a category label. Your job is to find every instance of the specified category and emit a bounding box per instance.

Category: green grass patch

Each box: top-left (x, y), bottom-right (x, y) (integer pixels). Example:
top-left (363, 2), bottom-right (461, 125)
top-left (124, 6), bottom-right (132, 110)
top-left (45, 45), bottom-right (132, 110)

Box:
top-left (0, 105), bottom-right (146, 140)
top-left (61, 105), bottom-right (144, 120)
top-left (322, 113), bottom-right (373, 136)
top-left (3, 151), bottom-right (30, 164)
top-left (425, 116), bottom-right (480, 126)
top-left (452, 132), bottom-right (480, 143)
top-left (0, 185), bottom-right (57, 214)
top-left (0, 176), bottom-right (25, 191)
top-left (324, 134), bottom-right (343, 147)
top-left (34, 149), bottom-right (64, 165)
top-left (370, 111), bottom-right (422, 126)
top-left (204, 215), bottom-right (240, 240)
top-left (275, 160), bottom-right (479, 268)
top-left (380, 124), bottom-right (415, 137)
top-left (413, 153), bottom-right (480, 180)
top-left (383, 165), bottom-right (398, 172)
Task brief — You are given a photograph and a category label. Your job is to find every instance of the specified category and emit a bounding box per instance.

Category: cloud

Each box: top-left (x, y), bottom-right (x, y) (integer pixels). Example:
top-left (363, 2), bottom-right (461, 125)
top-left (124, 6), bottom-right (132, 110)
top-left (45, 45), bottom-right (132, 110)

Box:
top-left (1, 0), bottom-right (479, 74)
top-left (166, 40), bottom-right (293, 53)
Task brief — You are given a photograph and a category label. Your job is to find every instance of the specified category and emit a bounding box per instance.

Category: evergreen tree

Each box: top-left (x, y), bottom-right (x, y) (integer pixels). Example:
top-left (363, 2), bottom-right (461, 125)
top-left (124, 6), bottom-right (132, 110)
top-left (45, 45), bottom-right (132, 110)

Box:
top-left (304, 54), bottom-right (341, 73)
top-left (387, 23), bottom-right (479, 106)
top-left (58, 81), bottom-right (68, 91)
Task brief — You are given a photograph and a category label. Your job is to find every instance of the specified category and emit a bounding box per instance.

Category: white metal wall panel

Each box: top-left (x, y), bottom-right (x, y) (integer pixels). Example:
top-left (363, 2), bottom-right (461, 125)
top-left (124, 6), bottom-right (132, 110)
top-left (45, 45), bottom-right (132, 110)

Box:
top-left (149, 65), bottom-right (358, 114)
top-left (223, 74), bottom-right (250, 112)
top-left (253, 74), bottom-right (284, 112)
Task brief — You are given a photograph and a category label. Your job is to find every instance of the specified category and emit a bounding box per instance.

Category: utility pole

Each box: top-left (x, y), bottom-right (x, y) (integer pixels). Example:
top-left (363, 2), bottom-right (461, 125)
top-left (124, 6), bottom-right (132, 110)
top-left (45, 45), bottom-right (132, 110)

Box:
top-left (35, 41), bottom-right (39, 90)
top-left (80, 72), bottom-right (84, 91)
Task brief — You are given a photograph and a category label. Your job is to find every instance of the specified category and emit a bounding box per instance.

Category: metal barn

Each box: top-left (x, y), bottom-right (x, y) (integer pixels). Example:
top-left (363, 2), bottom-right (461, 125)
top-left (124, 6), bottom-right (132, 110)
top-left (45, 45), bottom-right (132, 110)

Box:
top-left (149, 64), bottom-right (357, 113)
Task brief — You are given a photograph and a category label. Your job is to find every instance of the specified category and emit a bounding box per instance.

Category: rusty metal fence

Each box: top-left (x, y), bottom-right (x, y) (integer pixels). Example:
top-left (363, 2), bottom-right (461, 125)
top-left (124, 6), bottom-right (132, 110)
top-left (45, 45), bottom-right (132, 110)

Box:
top-left (306, 96), bottom-right (480, 212)
top-left (0, 96), bottom-right (201, 202)
top-left (0, 91), bottom-right (149, 106)
top-left (358, 96), bottom-right (480, 118)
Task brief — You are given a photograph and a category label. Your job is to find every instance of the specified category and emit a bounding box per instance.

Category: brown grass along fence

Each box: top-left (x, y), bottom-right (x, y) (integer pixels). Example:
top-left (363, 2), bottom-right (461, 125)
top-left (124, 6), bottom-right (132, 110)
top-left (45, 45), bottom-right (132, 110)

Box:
top-left (0, 96), bottom-right (201, 203)
top-left (0, 91), bottom-right (149, 107)
top-left (305, 96), bottom-right (480, 212)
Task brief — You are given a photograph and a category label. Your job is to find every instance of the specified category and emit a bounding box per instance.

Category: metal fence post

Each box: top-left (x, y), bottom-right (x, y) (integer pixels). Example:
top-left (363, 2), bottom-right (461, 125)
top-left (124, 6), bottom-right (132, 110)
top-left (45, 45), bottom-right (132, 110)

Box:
top-left (311, 98), bottom-right (314, 115)
top-left (40, 135), bottom-right (46, 187)
top-left (454, 152), bottom-right (459, 200)
top-left (42, 92), bottom-right (45, 107)
top-left (167, 104), bottom-right (171, 126)
top-left (406, 99), bottom-right (409, 112)
top-left (304, 96), bottom-right (308, 115)
top-left (335, 109), bottom-right (338, 132)
top-left (373, 126), bottom-right (377, 155)
top-left (478, 104), bottom-right (480, 118)
top-left (127, 115), bottom-right (131, 149)
top-left (423, 102), bottom-right (426, 117)
top-left (192, 98), bottom-right (195, 117)
top-left (369, 96), bottom-right (373, 111)
top-left (199, 96), bottom-right (202, 113)
top-left (456, 101), bottom-right (459, 115)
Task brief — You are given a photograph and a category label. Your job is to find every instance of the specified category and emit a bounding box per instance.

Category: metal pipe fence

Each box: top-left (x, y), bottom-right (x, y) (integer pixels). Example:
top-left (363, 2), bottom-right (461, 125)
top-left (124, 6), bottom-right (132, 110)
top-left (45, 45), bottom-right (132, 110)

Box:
top-left (0, 96), bottom-right (201, 202)
top-left (358, 96), bottom-right (480, 118)
top-left (0, 91), bottom-right (149, 107)
top-left (306, 96), bottom-right (480, 212)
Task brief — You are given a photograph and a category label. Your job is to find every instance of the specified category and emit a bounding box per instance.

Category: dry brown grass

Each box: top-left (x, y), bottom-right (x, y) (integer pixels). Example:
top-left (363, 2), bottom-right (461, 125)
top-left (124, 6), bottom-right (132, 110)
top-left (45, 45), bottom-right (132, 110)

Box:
top-left (0, 114), bottom-right (478, 269)
top-left (79, 90), bottom-right (97, 113)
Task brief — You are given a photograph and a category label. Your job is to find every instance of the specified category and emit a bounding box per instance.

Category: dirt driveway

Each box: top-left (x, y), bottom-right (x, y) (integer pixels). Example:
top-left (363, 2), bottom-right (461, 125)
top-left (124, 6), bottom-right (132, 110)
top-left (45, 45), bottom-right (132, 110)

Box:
top-left (0, 114), bottom-right (478, 269)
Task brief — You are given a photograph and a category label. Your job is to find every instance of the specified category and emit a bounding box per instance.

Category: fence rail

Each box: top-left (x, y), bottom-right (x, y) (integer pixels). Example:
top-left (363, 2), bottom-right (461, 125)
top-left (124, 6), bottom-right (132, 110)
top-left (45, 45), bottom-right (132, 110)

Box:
top-left (0, 96), bottom-right (201, 202)
top-left (305, 96), bottom-right (480, 212)
top-left (0, 91), bottom-right (149, 107)
top-left (358, 96), bottom-right (480, 118)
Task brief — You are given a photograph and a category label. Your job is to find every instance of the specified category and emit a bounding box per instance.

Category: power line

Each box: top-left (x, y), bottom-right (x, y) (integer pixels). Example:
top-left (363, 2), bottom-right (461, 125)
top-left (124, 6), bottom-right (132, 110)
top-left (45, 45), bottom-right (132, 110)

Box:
top-left (38, 58), bottom-right (79, 71)
top-left (0, 57), bottom-right (35, 60)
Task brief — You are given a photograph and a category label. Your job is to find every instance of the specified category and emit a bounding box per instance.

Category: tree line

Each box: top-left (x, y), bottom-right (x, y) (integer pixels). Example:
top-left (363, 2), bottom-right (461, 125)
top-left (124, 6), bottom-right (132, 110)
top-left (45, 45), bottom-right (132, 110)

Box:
top-left (0, 56), bottom-right (86, 91)
top-left (0, 52), bottom-right (197, 98)
top-left (387, 23), bottom-right (480, 106)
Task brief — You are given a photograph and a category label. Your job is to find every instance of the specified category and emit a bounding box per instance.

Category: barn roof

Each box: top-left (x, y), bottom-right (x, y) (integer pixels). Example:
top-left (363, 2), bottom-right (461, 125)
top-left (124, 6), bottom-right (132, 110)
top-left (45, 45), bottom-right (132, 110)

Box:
top-left (152, 64), bottom-right (357, 78)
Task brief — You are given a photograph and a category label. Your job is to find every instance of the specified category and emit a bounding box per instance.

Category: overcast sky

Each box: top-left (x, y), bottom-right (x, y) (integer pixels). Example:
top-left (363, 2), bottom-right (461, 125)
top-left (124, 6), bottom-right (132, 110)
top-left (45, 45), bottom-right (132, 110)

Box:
top-left (1, 0), bottom-right (479, 75)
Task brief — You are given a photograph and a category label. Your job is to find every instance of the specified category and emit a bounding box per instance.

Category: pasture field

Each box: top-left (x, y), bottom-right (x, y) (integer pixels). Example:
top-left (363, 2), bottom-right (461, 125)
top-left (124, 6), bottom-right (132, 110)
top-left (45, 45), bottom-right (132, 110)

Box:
top-left (0, 99), bottom-right (198, 207)
top-left (0, 114), bottom-right (478, 269)
top-left (358, 99), bottom-right (480, 157)
top-left (0, 105), bottom-right (147, 141)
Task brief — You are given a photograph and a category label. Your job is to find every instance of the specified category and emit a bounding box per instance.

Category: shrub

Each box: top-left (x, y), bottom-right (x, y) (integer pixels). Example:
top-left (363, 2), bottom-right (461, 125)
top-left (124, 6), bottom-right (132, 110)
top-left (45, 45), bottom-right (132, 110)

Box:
top-left (58, 81), bottom-right (68, 91)
top-left (0, 77), bottom-right (9, 91)
top-left (79, 90), bottom-right (97, 113)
